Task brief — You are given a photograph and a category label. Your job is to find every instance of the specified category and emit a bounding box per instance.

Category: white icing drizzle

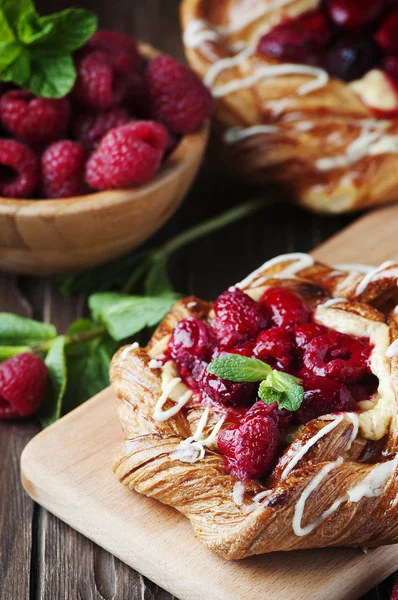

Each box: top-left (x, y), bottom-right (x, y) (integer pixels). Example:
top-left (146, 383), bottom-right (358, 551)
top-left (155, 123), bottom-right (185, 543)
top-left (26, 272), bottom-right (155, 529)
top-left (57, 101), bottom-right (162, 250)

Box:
top-left (348, 455), bottom-right (398, 503)
top-left (386, 339), bottom-right (398, 358)
top-left (316, 121), bottom-right (391, 172)
top-left (120, 342), bottom-right (139, 360)
top-left (224, 124), bottom-right (280, 144)
top-left (186, 301), bottom-right (197, 308)
top-left (170, 408), bottom-right (226, 464)
top-left (212, 63), bottom-right (328, 98)
top-left (204, 46), bottom-right (253, 88)
top-left (317, 297), bottom-right (347, 309)
top-left (292, 457), bottom-right (345, 537)
top-left (233, 481), bottom-right (245, 506)
top-left (148, 358), bottom-right (163, 369)
top-left (281, 415), bottom-right (344, 480)
top-left (355, 261), bottom-right (396, 296)
top-left (216, 0), bottom-right (296, 35)
top-left (153, 378), bottom-right (193, 422)
top-left (294, 120), bottom-right (315, 131)
top-left (336, 263), bottom-right (374, 275)
top-left (183, 19), bottom-right (220, 48)
top-left (346, 413), bottom-right (360, 447)
top-left (236, 252), bottom-right (314, 290)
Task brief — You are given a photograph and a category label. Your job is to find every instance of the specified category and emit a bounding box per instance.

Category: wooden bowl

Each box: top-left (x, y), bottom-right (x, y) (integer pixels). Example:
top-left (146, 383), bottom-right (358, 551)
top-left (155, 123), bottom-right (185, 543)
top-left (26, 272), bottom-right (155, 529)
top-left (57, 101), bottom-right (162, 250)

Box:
top-left (0, 43), bottom-right (210, 276)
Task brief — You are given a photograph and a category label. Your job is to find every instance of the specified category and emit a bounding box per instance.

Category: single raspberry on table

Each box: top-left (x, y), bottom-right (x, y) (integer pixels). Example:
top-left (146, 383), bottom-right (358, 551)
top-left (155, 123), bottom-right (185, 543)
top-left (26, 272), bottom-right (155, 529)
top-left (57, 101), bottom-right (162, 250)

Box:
top-left (145, 55), bottom-right (213, 134)
top-left (168, 317), bottom-right (215, 367)
top-left (0, 139), bottom-right (39, 198)
top-left (0, 90), bottom-right (70, 144)
top-left (72, 108), bottom-right (131, 150)
top-left (42, 141), bottom-right (86, 199)
top-left (85, 120), bottom-right (167, 190)
top-left (260, 287), bottom-right (310, 329)
top-left (218, 401), bottom-right (279, 481)
top-left (86, 30), bottom-right (143, 74)
top-left (298, 375), bottom-right (356, 423)
top-left (213, 288), bottom-right (269, 348)
top-left (303, 331), bottom-right (371, 384)
top-left (0, 353), bottom-right (48, 420)
top-left (74, 50), bottom-right (127, 110)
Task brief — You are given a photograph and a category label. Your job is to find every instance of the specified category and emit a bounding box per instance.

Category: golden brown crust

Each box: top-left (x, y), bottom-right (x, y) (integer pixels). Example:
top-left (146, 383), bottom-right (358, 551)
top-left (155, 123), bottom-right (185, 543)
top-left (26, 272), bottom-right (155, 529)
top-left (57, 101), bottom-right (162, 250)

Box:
top-left (180, 0), bottom-right (398, 214)
top-left (111, 255), bottom-right (398, 559)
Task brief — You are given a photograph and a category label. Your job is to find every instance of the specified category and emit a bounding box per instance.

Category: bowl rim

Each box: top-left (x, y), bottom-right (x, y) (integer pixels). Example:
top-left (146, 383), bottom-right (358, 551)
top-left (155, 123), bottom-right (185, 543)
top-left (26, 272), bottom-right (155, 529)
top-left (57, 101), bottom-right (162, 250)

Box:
top-left (0, 120), bottom-right (210, 213)
top-left (0, 39), bottom-right (210, 213)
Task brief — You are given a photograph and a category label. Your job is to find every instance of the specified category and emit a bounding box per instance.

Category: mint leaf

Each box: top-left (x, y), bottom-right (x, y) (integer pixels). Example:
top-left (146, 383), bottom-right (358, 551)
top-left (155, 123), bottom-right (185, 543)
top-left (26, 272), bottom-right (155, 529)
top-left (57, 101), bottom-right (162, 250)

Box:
top-left (89, 292), bottom-right (179, 341)
top-left (0, 313), bottom-right (56, 346)
top-left (259, 371), bottom-right (303, 411)
top-left (0, 47), bottom-right (30, 86)
top-left (63, 335), bottom-right (117, 415)
top-left (1, 0), bottom-right (35, 29)
top-left (38, 336), bottom-right (67, 428)
top-left (28, 54), bottom-right (75, 98)
top-left (30, 9), bottom-right (97, 54)
top-left (17, 9), bottom-right (53, 45)
top-left (207, 355), bottom-right (272, 382)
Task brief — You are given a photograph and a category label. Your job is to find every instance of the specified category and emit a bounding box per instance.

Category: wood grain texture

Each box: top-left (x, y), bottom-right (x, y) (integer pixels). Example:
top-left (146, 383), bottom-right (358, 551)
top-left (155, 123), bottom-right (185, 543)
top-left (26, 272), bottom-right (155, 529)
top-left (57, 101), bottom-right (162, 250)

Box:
top-left (20, 203), bottom-right (398, 600)
top-left (0, 0), bottom-right (395, 598)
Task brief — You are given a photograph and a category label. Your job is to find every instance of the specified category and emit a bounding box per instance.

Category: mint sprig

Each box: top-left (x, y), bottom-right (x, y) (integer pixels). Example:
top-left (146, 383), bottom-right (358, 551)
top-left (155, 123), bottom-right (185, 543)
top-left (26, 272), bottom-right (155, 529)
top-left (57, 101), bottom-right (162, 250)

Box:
top-left (0, 0), bottom-right (97, 97)
top-left (207, 354), bottom-right (304, 412)
top-left (58, 199), bottom-right (269, 296)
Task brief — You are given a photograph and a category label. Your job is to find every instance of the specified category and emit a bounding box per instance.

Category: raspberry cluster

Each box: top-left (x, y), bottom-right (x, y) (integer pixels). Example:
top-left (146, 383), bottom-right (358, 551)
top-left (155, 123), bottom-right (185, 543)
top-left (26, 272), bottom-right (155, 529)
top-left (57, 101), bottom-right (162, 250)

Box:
top-left (167, 287), bottom-right (375, 482)
top-left (0, 30), bottom-right (213, 199)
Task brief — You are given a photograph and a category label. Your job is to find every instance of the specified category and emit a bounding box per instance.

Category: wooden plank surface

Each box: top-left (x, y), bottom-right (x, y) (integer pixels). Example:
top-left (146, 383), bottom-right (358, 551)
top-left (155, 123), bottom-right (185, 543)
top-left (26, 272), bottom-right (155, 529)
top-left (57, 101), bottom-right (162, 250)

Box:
top-left (0, 0), bottom-right (396, 598)
top-left (20, 204), bottom-right (398, 600)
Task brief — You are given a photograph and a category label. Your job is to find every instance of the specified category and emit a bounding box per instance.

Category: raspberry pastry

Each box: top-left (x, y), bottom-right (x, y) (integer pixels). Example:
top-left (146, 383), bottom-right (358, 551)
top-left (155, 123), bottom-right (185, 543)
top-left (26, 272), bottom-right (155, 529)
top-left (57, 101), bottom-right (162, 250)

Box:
top-left (180, 0), bottom-right (398, 213)
top-left (110, 253), bottom-right (398, 559)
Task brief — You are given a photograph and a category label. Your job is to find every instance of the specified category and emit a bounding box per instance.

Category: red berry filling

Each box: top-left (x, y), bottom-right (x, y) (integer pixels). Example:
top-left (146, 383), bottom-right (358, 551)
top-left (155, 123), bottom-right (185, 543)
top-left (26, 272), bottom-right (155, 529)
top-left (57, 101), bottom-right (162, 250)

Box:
top-left (168, 285), bottom-right (375, 482)
top-left (256, 1), bottom-right (398, 94)
top-left (218, 402), bottom-right (279, 481)
top-left (213, 288), bottom-right (269, 347)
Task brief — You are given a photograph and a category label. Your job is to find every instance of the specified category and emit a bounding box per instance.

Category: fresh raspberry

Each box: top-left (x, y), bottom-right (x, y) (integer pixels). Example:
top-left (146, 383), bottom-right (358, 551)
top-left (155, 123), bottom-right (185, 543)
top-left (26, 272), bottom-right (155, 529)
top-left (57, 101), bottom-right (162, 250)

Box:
top-left (0, 91), bottom-right (70, 144)
top-left (74, 50), bottom-right (127, 110)
top-left (86, 30), bottom-right (143, 74)
top-left (0, 139), bottom-right (39, 198)
top-left (375, 10), bottom-right (398, 54)
top-left (260, 287), bottom-right (310, 329)
top-left (0, 353), bottom-right (48, 419)
top-left (253, 327), bottom-right (295, 369)
top-left (200, 371), bottom-right (255, 407)
top-left (85, 120), bottom-right (167, 190)
top-left (390, 579), bottom-right (398, 600)
top-left (145, 55), bottom-right (213, 134)
top-left (298, 376), bottom-right (356, 424)
top-left (218, 401), bottom-right (279, 481)
top-left (72, 108), bottom-right (131, 150)
top-left (169, 317), bottom-right (215, 367)
top-left (41, 141), bottom-right (86, 199)
top-left (303, 331), bottom-right (371, 384)
top-left (293, 323), bottom-right (328, 352)
top-left (213, 288), bottom-right (269, 348)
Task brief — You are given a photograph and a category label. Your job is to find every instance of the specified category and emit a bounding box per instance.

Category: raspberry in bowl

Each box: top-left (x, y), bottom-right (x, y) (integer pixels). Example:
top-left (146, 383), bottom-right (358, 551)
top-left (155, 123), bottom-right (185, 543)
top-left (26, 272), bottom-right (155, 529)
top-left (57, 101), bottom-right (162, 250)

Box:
top-left (181, 0), bottom-right (398, 214)
top-left (0, 36), bottom-right (211, 275)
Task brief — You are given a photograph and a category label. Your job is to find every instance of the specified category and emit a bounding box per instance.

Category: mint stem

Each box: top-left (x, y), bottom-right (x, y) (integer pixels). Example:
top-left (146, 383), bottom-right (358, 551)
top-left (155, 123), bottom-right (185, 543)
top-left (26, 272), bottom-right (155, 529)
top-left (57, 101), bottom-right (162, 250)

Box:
top-left (32, 325), bottom-right (107, 354)
top-left (161, 199), bottom-right (266, 257)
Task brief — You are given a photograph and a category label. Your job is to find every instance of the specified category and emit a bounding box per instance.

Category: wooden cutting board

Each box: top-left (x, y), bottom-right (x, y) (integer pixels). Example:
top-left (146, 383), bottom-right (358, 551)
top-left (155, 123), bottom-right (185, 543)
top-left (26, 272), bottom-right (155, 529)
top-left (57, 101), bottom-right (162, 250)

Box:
top-left (21, 203), bottom-right (398, 600)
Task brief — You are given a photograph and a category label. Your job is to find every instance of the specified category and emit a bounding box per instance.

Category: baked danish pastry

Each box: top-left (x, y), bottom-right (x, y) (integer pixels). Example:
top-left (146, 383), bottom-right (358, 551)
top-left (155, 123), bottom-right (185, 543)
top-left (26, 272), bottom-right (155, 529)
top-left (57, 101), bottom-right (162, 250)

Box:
top-left (180, 0), bottom-right (398, 214)
top-left (111, 253), bottom-right (398, 559)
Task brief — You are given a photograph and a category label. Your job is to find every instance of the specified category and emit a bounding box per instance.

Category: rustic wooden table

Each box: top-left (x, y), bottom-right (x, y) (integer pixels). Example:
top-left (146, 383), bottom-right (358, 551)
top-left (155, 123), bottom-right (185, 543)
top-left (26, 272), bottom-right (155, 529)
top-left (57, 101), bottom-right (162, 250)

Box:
top-left (0, 1), bottom-right (395, 598)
